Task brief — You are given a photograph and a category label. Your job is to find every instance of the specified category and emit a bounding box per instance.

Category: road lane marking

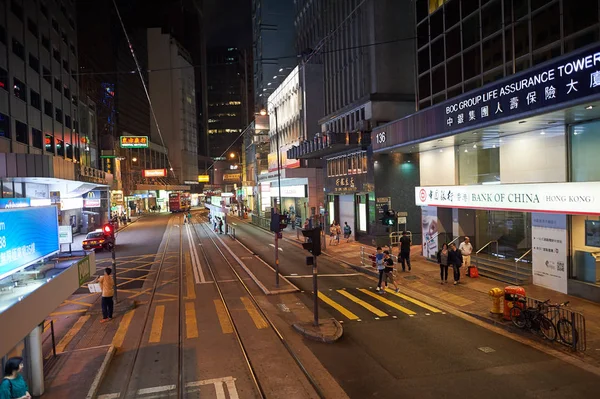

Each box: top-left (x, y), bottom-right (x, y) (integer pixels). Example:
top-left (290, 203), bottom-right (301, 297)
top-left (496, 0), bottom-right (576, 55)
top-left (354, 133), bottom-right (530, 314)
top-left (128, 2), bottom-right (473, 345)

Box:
top-left (185, 253), bottom-right (196, 299)
top-left (317, 291), bottom-right (359, 320)
top-left (112, 310), bottom-right (135, 348)
top-left (149, 305), bottom-right (165, 343)
top-left (337, 290), bottom-right (388, 317)
top-left (385, 289), bottom-right (442, 313)
top-left (240, 296), bottom-right (268, 329)
top-left (268, 243), bottom-right (284, 252)
top-left (50, 309), bottom-right (88, 316)
top-left (214, 300), bottom-right (233, 334)
top-left (54, 315), bottom-right (91, 355)
top-left (358, 289), bottom-right (417, 315)
top-left (98, 376), bottom-right (239, 399)
top-left (186, 224), bottom-right (205, 283)
top-left (185, 302), bottom-right (199, 339)
top-left (286, 273), bottom-right (361, 278)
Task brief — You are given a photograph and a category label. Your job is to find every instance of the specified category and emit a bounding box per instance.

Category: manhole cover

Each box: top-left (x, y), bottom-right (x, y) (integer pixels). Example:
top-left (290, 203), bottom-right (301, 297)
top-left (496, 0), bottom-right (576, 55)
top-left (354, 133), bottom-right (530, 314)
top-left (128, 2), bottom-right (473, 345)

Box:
top-left (403, 275), bottom-right (420, 280)
top-left (478, 347), bottom-right (496, 353)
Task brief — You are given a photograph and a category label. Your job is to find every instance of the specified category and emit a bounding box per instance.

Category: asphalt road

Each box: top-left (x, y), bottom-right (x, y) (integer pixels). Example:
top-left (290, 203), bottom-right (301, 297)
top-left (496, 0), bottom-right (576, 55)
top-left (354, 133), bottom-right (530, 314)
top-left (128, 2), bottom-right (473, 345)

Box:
top-left (231, 218), bottom-right (600, 398)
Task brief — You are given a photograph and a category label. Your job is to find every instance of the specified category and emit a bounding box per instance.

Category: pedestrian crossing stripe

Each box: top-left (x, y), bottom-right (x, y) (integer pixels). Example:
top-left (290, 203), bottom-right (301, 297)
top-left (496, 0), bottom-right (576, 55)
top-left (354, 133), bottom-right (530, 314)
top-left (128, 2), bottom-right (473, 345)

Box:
top-left (317, 291), bottom-right (360, 320)
top-left (384, 289), bottom-right (442, 313)
top-left (358, 289), bottom-right (417, 315)
top-left (336, 289), bottom-right (388, 317)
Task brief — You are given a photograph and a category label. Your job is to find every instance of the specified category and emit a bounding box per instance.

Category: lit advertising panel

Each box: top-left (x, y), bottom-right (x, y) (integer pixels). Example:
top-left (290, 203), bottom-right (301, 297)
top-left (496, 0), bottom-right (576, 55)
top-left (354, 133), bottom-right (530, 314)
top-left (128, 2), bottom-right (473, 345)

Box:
top-left (120, 136), bottom-right (149, 148)
top-left (143, 169), bottom-right (167, 178)
top-left (0, 207), bottom-right (59, 281)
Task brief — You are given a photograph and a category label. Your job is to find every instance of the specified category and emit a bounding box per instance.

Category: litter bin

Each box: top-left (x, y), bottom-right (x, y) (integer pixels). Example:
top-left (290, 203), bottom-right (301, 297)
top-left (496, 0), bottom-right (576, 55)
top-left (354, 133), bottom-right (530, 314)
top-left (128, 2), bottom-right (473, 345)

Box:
top-left (503, 286), bottom-right (526, 320)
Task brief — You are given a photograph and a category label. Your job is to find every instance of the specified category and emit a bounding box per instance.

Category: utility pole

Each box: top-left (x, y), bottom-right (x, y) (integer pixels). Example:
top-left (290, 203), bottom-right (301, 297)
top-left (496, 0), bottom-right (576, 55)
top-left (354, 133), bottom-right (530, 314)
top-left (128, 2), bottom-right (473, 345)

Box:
top-left (274, 106), bottom-right (282, 288)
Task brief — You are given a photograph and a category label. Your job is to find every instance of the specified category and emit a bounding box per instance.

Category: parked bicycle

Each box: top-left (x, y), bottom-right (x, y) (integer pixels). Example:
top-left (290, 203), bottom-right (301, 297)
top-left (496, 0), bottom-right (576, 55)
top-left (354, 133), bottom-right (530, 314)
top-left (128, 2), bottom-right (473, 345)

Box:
top-left (546, 301), bottom-right (579, 346)
top-left (510, 299), bottom-right (557, 341)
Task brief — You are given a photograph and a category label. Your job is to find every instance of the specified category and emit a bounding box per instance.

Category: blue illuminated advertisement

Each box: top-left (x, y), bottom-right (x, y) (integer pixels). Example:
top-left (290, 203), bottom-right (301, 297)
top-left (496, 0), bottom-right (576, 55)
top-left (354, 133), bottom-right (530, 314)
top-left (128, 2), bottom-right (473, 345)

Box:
top-left (0, 198), bottom-right (30, 209)
top-left (0, 207), bottom-right (59, 280)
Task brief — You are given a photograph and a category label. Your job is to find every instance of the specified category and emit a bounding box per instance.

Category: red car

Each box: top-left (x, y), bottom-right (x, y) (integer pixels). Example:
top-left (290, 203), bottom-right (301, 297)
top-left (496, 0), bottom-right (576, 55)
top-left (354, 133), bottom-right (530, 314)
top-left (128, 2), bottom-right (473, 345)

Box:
top-left (82, 230), bottom-right (115, 251)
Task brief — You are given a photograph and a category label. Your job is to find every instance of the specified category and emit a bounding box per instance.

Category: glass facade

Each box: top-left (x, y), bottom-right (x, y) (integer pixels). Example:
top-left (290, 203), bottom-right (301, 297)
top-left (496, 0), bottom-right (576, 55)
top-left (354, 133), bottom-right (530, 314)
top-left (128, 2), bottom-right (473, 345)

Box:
top-left (571, 120), bottom-right (600, 182)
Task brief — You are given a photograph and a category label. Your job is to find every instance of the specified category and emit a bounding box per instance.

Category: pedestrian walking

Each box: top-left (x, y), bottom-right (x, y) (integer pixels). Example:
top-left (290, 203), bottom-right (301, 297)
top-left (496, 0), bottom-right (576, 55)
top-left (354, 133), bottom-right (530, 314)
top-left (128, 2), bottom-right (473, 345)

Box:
top-left (329, 222), bottom-right (337, 245)
top-left (0, 357), bottom-right (31, 399)
top-left (382, 250), bottom-right (400, 293)
top-left (343, 222), bottom-right (352, 242)
top-left (94, 267), bottom-right (114, 322)
top-left (459, 236), bottom-right (473, 275)
top-left (218, 218), bottom-right (224, 234)
top-left (399, 231), bottom-right (412, 272)
top-left (375, 247), bottom-right (386, 292)
top-left (449, 243), bottom-right (463, 285)
top-left (335, 222), bottom-right (342, 244)
top-left (437, 243), bottom-right (450, 284)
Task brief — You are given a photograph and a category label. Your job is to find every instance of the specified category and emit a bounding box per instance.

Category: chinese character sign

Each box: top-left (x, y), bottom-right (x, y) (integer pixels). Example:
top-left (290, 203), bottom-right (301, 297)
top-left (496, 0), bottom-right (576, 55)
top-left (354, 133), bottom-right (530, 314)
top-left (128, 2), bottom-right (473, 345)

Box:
top-left (532, 213), bottom-right (567, 294)
top-left (0, 207), bottom-right (60, 280)
top-left (120, 136), bottom-right (149, 148)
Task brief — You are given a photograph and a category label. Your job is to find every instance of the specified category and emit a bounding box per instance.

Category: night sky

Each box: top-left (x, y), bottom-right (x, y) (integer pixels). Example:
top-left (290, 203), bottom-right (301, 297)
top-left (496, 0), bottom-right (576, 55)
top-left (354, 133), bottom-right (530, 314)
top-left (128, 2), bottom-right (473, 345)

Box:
top-left (205, 0), bottom-right (252, 48)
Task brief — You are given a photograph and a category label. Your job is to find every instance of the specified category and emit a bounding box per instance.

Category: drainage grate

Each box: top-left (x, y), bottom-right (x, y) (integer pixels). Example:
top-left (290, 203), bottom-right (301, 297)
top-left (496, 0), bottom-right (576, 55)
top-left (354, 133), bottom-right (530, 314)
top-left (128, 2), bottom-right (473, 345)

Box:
top-left (478, 347), bottom-right (496, 353)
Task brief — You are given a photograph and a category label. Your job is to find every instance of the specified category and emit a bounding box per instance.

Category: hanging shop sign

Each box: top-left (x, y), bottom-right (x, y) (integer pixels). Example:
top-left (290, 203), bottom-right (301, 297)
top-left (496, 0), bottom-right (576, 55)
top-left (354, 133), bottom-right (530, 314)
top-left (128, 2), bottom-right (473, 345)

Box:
top-left (223, 173), bottom-right (242, 183)
top-left (58, 225), bottom-right (73, 245)
top-left (415, 182), bottom-right (600, 215)
top-left (374, 44), bottom-right (600, 151)
top-left (143, 169), bottom-right (167, 178)
top-left (83, 199), bottom-right (101, 208)
top-left (532, 213), bottom-right (568, 294)
top-left (198, 175), bottom-right (210, 183)
top-left (120, 136), bottom-right (149, 148)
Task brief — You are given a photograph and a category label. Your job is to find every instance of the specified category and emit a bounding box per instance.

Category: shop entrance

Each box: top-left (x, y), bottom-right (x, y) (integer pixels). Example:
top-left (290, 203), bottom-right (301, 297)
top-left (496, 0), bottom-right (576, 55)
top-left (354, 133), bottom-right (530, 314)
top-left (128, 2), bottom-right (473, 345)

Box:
top-left (475, 210), bottom-right (531, 259)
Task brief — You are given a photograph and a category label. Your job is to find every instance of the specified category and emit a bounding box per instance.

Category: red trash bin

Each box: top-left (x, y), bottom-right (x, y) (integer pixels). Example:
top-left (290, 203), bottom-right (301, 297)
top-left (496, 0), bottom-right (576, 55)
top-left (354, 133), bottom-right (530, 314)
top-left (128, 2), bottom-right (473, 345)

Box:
top-left (503, 286), bottom-right (526, 320)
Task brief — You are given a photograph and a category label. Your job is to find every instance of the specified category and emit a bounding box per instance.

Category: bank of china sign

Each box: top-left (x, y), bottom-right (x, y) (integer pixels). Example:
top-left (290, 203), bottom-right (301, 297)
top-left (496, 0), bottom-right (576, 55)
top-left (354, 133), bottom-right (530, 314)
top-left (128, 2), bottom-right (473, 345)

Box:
top-left (415, 183), bottom-right (600, 215)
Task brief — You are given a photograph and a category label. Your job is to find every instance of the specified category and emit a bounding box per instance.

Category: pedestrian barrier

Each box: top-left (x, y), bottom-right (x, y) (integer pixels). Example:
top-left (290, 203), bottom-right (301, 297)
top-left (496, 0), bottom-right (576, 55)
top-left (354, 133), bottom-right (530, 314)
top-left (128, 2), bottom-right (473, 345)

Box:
top-left (525, 296), bottom-right (586, 352)
top-left (359, 246), bottom-right (398, 267)
top-left (226, 225), bottom-right (236, 240)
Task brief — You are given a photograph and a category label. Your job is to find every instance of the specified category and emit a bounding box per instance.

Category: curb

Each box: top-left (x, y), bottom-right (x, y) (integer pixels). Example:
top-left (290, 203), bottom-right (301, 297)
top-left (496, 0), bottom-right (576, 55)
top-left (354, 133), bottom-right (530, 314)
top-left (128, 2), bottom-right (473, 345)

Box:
top-left (292, 318), bottom-right (343, 343)
top-left (85, 344), bottom-right (116, 399)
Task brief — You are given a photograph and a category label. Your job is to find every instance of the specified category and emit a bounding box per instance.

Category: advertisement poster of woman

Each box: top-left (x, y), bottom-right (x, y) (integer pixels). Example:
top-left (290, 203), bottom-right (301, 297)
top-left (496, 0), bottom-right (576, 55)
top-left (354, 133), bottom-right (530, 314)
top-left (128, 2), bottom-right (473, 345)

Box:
top-left (422, 207), bottom-right (438, 260)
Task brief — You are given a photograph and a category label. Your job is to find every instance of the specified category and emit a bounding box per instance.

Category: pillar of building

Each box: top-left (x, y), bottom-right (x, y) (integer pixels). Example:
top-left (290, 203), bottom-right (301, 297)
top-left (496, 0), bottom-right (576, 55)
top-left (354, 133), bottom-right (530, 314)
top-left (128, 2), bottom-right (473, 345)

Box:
top-left (27, 325), bottom-right (44, 396)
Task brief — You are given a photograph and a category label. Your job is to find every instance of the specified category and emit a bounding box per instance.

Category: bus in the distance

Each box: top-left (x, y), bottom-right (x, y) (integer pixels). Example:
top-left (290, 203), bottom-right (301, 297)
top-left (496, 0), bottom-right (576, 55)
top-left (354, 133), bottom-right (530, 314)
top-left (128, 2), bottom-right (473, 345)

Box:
top-left (169, 192), bottom-right (191, 212)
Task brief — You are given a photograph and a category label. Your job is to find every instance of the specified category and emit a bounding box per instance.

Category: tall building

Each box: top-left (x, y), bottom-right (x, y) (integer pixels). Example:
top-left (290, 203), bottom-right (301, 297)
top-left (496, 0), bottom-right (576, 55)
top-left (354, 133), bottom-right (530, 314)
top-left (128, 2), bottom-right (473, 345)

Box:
top-left (207, 47), bottom-right (250, 158)
top-left (252, 0), bottom-right (296, 112)
top-left (372, 0), bottom-right (600, 302)
top-left (147, 28), bottom-right (199, 184)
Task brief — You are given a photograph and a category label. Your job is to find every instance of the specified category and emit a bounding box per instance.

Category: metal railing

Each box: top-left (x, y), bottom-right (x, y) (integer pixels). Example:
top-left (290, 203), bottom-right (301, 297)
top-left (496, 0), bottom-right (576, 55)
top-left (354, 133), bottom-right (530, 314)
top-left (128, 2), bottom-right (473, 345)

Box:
top-left (476, 240), bottom-right (499, 256)
top-left (42, 319), bottom-right (56, 359)
top-left (524, 296), bottom-right (586, 352)
top-left (226, 224), bottom-right (236, 240)
top-left (360, 246), bottom-right (398, 267)
top-left (251, 214), bottom-right (271, 231)
top-left (514, 248), bottom-right (532, 284)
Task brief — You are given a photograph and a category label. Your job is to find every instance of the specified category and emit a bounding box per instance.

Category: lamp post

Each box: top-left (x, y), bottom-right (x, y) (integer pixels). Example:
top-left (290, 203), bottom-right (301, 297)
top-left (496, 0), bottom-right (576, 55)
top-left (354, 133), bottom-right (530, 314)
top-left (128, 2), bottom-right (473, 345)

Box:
top-left (260, 106), bottom-right (282, 287)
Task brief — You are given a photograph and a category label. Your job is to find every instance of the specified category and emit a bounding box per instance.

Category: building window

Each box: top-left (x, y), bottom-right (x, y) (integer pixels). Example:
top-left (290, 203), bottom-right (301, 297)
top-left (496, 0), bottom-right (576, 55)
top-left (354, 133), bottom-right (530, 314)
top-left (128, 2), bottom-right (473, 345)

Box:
top-left (56, 139), bottom-right (64, 156)
top-left (55, 108), bottom-right (63, 124)
top-left (73, 120), bottom-right (79, 132)
top-left (0, 113), bottom-right (10, 138)
top-left (52, 19), bottom-right (59, 32)
top-left (30, 90), bottom-right (41, 110)
top-left (28, 54), bottom-right (40, 73)
top-left (62, 59), bottom-right (69, 72)
top-left (40, 2), bottom-right (48, 18)
top-left (72, 95), bottom-right (78, 105)
top-left (54, 78), bottom-right (62, 91)
top-left (12, 38), bottom-right (25, 60)
top-left (42, 67), bottom-right (51, 83)
top-left (64, 86), bottom-right (70, 100)
top-left (458, 141), bottom-right (500, 184)
top-left (27, 19), bottom-right (39, 37)
top-left (15, 121), bottom-right (28, 144)
top-left (32, 128), bottom-right (43, 149)
top-left (44, 100), bottom-right (53, 117)
top-left (65, 114), bottom-right (71, 128)
top-left (42, 35), bottom-right (50, 51)
top-left (0, 68), bottom-right (7, 91)
top-left (53, 48), bottom-right (60, 62)
top-left (13, 78), bottom-right (26, 102)
top-left (428, 0), bottom-right (444, 14)
top-left (10, 1), bottom-right (24, 21)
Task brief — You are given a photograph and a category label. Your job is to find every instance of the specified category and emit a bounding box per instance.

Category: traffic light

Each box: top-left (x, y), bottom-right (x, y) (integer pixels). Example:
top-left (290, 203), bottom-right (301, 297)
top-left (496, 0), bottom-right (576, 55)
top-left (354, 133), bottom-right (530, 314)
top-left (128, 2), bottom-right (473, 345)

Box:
top-left (301, 227), bottom-right (322, 256)
top-left (279, 215), bottom-right (288, 231)
top-left (270, 213), bottom-right (280, 233)
top-left (102, 223), bottom-right (115, 238)
top-left (380, 209), bottom-right (396, 226)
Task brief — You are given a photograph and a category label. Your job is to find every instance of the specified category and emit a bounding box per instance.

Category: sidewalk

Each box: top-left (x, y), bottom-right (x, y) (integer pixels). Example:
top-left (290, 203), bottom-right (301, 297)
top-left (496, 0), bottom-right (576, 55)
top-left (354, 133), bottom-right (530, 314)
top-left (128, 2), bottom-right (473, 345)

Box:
top-left (275, 224), bottom-right (600, 365)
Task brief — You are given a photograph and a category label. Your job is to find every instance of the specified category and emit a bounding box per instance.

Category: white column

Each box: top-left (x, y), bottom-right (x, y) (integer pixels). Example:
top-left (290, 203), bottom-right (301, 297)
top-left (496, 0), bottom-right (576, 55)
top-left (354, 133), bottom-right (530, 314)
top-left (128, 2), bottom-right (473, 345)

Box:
top-left (27, 325), bottom-right (44, 396)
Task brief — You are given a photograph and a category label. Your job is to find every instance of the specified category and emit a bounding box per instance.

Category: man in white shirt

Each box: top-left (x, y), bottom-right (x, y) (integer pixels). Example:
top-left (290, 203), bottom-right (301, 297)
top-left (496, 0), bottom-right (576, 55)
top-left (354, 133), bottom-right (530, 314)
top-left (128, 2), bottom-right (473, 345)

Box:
top-left (459, 236), bottom-right (473, 268)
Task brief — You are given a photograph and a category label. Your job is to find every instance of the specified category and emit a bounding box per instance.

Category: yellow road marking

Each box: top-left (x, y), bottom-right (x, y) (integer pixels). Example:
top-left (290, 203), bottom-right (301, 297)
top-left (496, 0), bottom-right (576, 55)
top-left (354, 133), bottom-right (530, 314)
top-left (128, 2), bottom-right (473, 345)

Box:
top-left (185, 302), bottom-right (199, 339)
top-left (149, 305), bottom-right (165, 343)
top-left (337, 290), bottom-right (388, 317)
top-left (385, 289), bottom-right (442, 313)
top-left (358, 289), bottom-right (416, 315)
top-left (240, 297), bottom-right (268, 329)
top-left (112, 310), bottom-right (135, 347)
top-left (55, 315), bottom-right (90, 354)
top-left (50, 309), bottom-right (88, 316)
top-left (185, 253), bottom-right (196, 300)
top-left (61, 299), bottom-right (93, 308)
top-left (214, 300), bottom-right (233, 334)
top-left (317, 291), bottom-right (359, 320)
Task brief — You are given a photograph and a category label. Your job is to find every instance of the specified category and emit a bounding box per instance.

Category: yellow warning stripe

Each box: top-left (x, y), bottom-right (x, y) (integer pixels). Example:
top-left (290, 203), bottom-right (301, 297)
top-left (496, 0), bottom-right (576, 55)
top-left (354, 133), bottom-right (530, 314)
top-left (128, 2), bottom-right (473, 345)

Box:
top-left (317, 291), bottom-right (359, 320)
top-left (55, 315), bottom-right (90, 354)
top-left (358, 289), bottom-right (416, 315)
top-left (113, 310), bottom-right (135, 347)
top-left (148, 305), bottom-right (165, 343)
top-left (214, 300), bottom-right (234, 334)
top-left (185, 302), bottom-right (199, 339)
top-left (240, 296), bottom-right (268, 329)
top-left (337, 290), bottom-right (388, 317)
top-left (385, 289), bottom-right (442, 313)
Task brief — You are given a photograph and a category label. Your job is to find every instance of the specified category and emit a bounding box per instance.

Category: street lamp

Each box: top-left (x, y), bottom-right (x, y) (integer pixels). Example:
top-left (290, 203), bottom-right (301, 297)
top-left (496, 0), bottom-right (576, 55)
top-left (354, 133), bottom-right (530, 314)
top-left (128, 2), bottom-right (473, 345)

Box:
top-left (132, 157), bottom-right (137, 162)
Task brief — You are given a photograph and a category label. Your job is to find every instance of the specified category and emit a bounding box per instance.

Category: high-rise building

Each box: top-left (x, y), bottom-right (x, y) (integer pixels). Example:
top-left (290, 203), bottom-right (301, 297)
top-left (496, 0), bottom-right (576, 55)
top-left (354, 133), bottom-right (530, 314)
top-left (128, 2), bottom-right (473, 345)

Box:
top-left (147, 28), bottom-right (199, 184)
top-left (252, 0), bottom-right (296, 112)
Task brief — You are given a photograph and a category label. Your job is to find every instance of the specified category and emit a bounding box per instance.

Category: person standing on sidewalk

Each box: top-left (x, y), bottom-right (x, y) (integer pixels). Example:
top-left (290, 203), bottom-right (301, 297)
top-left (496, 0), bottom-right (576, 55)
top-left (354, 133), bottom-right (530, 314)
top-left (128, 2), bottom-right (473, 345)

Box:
top-left (95, 267), bottom-right (115, 322)
top-left (0, 357), bottom-right (31, 399)
top-left (449, 243), bottom-right (463, 285)
top-left (329, 222), bottom-right (337, 246)
top-left (335, 222), bottom-right (342, 244)
top-left (343, 222), bottom-right (352, 243)
top-left (382, 250), bottom-right (400, 293)
top-left (437, 243), bottom-right (450, 284)
top-left (398, 231), bottom-right (412, 272)
top-left (375, 247), bottom-right (385, 292)
top-left (459, 237), bottom-right (473, 273)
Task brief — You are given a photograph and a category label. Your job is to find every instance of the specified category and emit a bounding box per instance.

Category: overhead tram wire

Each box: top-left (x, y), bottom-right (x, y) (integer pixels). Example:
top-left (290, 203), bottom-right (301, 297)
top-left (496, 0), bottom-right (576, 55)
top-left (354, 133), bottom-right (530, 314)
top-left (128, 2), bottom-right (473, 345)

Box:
top-left (112, 0), bottom-right (177, 179)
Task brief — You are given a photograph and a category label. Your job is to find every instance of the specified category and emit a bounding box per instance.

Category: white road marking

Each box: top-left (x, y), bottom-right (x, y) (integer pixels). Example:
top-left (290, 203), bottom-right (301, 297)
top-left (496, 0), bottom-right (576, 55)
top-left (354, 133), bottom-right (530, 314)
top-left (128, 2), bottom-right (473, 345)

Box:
top-left (268, 243), bottom-right (284, 251)
top-left (285, 273), bottom-right (361, 278)
top-left (98, 376), bottom-right (239, 399)
top-left (185, 224), bottom-right (205, 283)
top-left (231, 222), bottom-right (237, 226)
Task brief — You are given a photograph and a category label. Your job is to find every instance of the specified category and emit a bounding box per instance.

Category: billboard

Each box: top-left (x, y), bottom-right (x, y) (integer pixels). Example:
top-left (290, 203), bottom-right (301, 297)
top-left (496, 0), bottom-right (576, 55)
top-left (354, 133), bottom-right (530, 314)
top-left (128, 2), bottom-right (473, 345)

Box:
top-left (0, 207), bottom-right (60, 281)
top-left (198, 175), bottom-right (210, 183)
top-left (120, 136), bottom-right (149, 148)
top-left (143, 169), bottom-right (167, 178)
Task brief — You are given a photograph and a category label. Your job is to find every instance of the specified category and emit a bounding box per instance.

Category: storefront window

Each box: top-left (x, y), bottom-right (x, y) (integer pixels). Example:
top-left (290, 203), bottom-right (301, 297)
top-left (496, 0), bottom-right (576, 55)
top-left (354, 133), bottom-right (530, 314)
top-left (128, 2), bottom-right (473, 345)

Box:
top-left (570, 215), bottom-right (600, 286)
top-left (458, 141), bottom-right (500, 184)
top-left (571, 121), bottom-right (600, 182)
top-left (476, 210), bottom-right (531, 259)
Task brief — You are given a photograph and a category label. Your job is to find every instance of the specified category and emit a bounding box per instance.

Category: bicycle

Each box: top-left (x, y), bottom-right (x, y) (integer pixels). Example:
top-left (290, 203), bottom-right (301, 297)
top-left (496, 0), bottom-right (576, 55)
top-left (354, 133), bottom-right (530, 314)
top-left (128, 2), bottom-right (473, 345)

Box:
top-left (510, 299), bottom-right (557, 341)
top-left (546, 301), bottom-right (579, 346)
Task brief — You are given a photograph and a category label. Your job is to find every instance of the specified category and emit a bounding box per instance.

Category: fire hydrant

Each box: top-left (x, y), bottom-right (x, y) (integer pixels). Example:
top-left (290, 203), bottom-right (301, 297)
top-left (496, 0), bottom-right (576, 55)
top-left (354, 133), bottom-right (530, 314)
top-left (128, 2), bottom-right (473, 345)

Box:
top-left (488, 288), bottom-right (503, 314)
